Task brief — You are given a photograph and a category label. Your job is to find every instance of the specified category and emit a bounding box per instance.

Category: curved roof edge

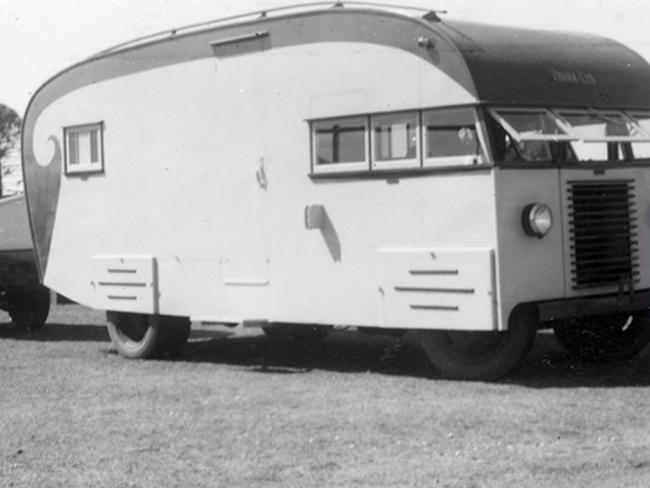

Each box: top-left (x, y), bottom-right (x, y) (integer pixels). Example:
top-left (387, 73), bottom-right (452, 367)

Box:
top-left (89, 2), bottom-right (447, 60)
top-left (436, 20), bottom-right (650, 109)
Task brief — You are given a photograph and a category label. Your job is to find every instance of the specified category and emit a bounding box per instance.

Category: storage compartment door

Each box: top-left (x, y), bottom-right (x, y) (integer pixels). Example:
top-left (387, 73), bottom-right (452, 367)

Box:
top-left (378, 248), bottom-right (496, 331)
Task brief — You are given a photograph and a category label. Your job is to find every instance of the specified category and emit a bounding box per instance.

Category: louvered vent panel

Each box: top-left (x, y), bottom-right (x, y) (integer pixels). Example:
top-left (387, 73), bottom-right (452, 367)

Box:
top-left (92, 255), bottom-right (158, 313)
top-left (568, 180), bottom-right (639, 289)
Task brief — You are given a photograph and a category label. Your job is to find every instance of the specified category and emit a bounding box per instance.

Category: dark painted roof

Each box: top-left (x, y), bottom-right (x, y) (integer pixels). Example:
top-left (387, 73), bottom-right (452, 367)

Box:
top-left (437, 20), bottom-right (650, 109)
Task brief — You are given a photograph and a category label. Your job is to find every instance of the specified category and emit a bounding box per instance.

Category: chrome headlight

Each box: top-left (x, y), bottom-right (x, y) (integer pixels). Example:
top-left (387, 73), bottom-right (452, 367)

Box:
top-left (522, 203), bottom-right (553, 238)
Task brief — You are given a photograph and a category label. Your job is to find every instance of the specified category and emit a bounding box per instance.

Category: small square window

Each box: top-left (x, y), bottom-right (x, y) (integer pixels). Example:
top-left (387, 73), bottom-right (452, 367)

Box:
top-left (312, 116), bottom-right (369, 173)
top-left (371, 111), bottom-right (419, 169)
top-left (64, 122), bottom-right (104, 175)
top-left (423, 108), bottom-right (484, 167)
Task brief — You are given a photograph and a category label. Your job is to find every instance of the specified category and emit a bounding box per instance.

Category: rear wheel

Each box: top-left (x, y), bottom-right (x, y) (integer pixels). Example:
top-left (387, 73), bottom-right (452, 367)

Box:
top-left (553, 312), bottom-right (650, 360)
top-left (262, 323), bottom-right (331, 343)
top-left (107, 312), bottom-right (190, 359)
top-left (9, 286), bottom-right (51, 330)
top-left (418, 305), bottom-right (538, 381)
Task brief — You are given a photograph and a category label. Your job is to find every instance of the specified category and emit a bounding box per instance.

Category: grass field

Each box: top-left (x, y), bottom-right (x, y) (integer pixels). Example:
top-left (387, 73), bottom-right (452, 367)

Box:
top-left (1, 304), bottom-right (650, 487)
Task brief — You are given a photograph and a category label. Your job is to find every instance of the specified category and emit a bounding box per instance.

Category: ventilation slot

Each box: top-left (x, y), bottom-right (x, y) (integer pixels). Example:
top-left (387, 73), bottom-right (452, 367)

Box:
top-left (568, 181), bottom-right (639, 289)
top-left (92, 255), bottom-right (158, 313)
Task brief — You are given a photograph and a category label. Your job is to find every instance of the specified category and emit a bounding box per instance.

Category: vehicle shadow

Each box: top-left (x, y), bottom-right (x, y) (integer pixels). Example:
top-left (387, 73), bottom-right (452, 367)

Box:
top-left (0, 322), bottom-right (226, 343)
top-left (4, 320), bottom-right (650, 387)
top-left (508, 332), bottom-right (650, 388)
top-left (175, 328), bottom-right (650, 388)
top-left (0, 322), bottom-right (110, 342)
top-left (180, 328), bottom-right (434, 379)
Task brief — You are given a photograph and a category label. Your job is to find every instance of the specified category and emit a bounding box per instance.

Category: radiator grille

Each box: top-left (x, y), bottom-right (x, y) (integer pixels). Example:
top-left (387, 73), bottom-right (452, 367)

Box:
top-left (568, 180), bottom-right (639, 289)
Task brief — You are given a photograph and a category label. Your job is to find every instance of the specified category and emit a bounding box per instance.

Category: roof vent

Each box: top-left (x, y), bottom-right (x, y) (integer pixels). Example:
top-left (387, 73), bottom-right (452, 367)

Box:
top-left (422, 11), bottom-right (441, 22)
top-left (417, 36), bottom-right (435, 48)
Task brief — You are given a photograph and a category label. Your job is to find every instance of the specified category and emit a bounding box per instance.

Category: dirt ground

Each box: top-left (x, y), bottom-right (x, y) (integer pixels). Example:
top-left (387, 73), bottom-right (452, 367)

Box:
top-left (1, 304), bottom-right (649, 488)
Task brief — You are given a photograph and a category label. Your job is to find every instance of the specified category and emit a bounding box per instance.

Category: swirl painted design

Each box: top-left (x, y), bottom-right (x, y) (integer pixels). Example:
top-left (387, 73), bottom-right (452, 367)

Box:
top-left (39, 135), bottom-right (62, 168)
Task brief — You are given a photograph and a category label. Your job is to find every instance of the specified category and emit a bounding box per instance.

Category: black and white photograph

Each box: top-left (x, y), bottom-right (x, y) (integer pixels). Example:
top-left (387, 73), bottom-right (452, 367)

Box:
top-left (1, 0), bottom-right (650, 486)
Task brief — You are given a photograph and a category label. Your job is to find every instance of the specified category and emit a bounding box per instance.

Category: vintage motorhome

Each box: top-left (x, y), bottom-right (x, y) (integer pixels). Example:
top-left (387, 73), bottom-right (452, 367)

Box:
top-left (22, 2), bottom-right (650, 379)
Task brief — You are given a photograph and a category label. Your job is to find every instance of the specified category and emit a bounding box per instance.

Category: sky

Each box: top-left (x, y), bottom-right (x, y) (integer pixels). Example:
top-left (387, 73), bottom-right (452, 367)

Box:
top-left (2, 0), bottom-right (650, 116)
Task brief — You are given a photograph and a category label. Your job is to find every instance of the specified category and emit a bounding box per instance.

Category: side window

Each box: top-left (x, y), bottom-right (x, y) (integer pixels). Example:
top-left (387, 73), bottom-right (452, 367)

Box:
top-left (554, 110), bottom-right (647, 162)
top-left (371, 111), bottom-right (419, 169)
top-left (312, 116), bottom-right (368, 173)
top-left (310, 106), bottom-right (492, 175)
top-left (423, 108), bottom-right (483, 166)
top-left (629, 112), bottom-right (650, 159)
top-left (64, 122), bottom-right (104, 175)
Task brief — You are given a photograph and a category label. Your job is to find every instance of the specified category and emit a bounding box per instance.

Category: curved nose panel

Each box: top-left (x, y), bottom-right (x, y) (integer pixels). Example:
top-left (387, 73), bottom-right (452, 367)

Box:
top-left (21, 117), bottom-right (62, 280)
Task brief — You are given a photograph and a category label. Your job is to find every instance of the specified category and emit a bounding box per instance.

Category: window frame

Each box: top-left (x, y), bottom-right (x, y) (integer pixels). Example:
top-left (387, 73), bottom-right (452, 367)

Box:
top-left (488, 107), bottom-right (576, 142)
top-left (311, 116), bottom-right (370, 174)
top-left (370, 111), bottom-right (421, 170)
top-left (422, 106), bottom-right (487, 168)
top-left (553, 109), bottom-right (650, 142)
top-left (309, 105), bottom-right (494, 177)
top-left (627, 111), bottom-right (650, 126)
top-left (626, 111), bottom-right (650, 160)
top-left (624, 111), bottom-right (650, 140)
top-left (63, 121), bottom-right (105, 176)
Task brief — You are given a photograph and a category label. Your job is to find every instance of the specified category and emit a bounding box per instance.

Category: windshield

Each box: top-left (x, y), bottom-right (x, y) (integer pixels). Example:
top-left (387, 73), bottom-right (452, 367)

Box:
top-left (488, 107), bottom-right (650, 164)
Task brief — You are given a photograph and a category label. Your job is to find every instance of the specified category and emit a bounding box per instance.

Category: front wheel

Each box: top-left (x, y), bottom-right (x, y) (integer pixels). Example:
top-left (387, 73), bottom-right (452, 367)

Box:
top-left (107, 312), bottom-right (190, 359)
top-left (553, 312), bottom-right (650, 360)
top-left (9, 286), bottom-right (51, 330)
top-left (418, 305), bottom-right (538, 381)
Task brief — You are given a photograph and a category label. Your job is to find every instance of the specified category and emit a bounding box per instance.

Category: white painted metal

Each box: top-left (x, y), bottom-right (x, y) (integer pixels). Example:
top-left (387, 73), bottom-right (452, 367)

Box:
top-left (91, 255), bottom-right (158, 314)
top-left (378, 248), bottom-right (496, 330)
top-left (493, 168), bottom-right (565, 327)
top-left (33, 40), bottom-right (499, 330)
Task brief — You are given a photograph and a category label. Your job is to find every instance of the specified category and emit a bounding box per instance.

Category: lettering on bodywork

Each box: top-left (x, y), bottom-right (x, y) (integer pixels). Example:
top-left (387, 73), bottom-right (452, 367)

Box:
top-left (547, 67), bottom-right (596, 85)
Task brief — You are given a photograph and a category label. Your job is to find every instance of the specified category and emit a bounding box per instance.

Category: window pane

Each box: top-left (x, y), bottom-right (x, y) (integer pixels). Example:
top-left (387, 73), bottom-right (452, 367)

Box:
top-left (558, 111), bottom-right (637, 139)
top-left (372, 112), bottom-right (418, 161)
top-left (64, 122), bottom-right (104, 174)
top-left (633, 142), bottom-right (650, 159)
top-left (569, 141), bottom-right (608, 161)
top-left (424, 108), bottom-right (479, 159)
top-left (495, 110), bottom-right (570, 139)
top-left (630, 113), bottom-right (650, 159)
top-left (90, 129), bottom-right (99, 163)
top-left (510, 140), bottom-right (553, 161)
top-left (490, 115), bottom-right (575, 163)
top-left (315, 117), bottom-right (366, 165)
top-left (632, 113), bottom-right (650, 135)
top-left (69, 132), bottom-right (79, 165)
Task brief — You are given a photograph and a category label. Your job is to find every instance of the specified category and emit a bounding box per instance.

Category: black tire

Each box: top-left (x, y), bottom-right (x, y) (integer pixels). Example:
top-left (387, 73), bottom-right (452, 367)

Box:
top-left (9, 286), bottom-right (51, 330)
top-left (262, 323), bottom-right (331, 343)
top-left (418, 304), bottom-right (538, 381)
top-left (107, 312), bottom-right (190, 359)
top-left (553, 312), bottom-right (650, 360)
